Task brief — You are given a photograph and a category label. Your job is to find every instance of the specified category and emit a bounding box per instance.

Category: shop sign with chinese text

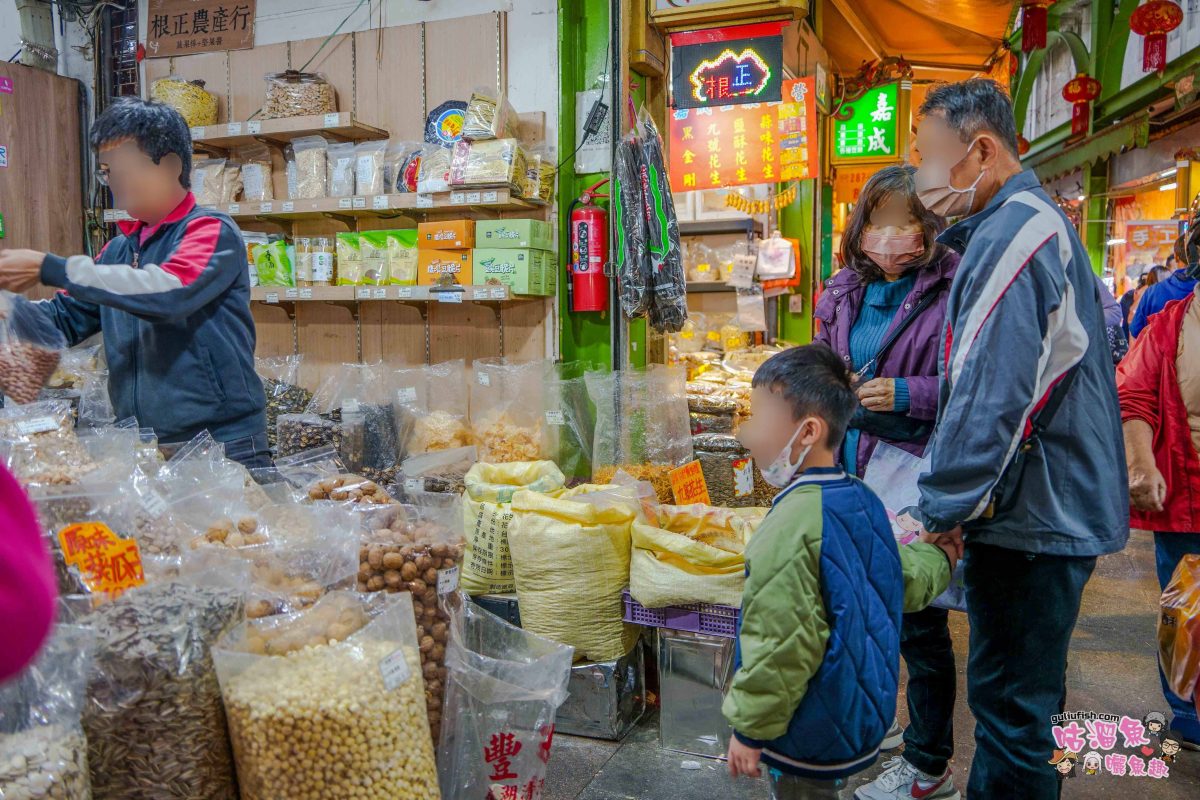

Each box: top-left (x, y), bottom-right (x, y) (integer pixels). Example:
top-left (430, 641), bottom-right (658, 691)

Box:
top-left (668, 77), bottom-right (817, 193)
top-left (1126, 221), bottom-right (1180, 267)
top-left (146, 0), bottom-right (256, 58)
top-left (832, 83), bottom-right (901, 163)
top-left (672, 34), bottom-right (783, 109)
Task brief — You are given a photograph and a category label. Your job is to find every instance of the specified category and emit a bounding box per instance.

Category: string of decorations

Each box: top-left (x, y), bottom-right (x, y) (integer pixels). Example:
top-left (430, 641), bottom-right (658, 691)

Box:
top-left (724, 183), bottom-right (799, 214)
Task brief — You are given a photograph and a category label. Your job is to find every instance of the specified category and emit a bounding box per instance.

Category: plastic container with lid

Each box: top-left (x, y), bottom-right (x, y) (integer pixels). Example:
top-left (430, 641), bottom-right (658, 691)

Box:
top-left (152, 77), bottom-right (218, 127)
top-left (263, 71), bottom-right (336, 119)
top-left (311, 238), bottom-right (336, 286)
top-left (294, 238), bottom-right (314, 287)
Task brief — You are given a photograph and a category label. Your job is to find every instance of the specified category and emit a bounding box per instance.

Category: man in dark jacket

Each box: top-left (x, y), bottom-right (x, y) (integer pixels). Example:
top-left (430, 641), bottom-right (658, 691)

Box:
top-left (0, 98), bottom-right (268, 467)
top-left (908, 80), bottom-right (1128, 800)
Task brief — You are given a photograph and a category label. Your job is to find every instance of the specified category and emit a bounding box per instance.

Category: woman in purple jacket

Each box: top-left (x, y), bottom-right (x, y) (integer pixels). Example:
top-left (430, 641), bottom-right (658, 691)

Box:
top-left (815, 165), bottom-right (964, 800)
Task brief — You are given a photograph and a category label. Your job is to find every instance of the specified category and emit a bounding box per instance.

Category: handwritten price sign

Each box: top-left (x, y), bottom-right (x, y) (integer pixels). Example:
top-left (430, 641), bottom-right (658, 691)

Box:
top-left (58, 522), bottom-right (145, 597)
top-left (670, 460), bottom-right (711, 506)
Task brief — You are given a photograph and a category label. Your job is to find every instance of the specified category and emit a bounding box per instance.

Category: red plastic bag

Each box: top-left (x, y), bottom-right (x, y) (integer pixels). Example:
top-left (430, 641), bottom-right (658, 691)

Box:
top-left (1159, 554), bottom-right (1200, 707)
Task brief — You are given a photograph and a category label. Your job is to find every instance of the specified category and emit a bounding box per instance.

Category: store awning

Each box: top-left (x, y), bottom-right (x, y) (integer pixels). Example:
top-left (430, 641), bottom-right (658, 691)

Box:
top-left (1027, 115), bottom-right (1151, 182)
top-left (821, 0), bottom-right (1015, 82)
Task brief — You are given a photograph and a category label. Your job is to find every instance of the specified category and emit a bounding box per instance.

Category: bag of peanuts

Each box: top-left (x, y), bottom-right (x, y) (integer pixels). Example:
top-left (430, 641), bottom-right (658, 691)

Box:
top-left (0, 624), bottom-right (95, 800)
top-left (461, 460), bottom-right (566, 595)
top-left (437, 595), bottom-right (574, 800)
top-left (214, 591), bottom-right (440, 799)
top-left (393, 359), bottom-right (472, 456)
top-left (0, 292), bottom-right (67, 406)
top-left (275, 444), bottom-right (398, 507)
top-left (470, 358), bottom-right (555, 463)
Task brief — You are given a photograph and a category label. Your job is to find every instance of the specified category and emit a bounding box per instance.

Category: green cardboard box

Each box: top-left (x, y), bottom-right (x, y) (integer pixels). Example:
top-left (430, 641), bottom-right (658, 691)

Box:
top-left (539, 251), bottom-right (559, 296)
top-left (473, 248), bottom-right (547, 296)
top-left (474, 219), bottom-right (554, 251)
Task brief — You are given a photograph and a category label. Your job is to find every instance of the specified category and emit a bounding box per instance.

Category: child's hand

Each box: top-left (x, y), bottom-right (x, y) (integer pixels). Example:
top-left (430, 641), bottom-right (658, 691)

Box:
top-left (727, 736), bottom-right (762, 778)
top-left (921, 526), bottom-right (964, 568)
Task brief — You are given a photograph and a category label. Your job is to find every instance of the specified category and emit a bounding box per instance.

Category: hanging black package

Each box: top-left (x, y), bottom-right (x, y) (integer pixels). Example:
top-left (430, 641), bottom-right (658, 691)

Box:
top-left (613, 134), bottom-right (653, 319)
top-left (639, 113), bottom-right (688, 334)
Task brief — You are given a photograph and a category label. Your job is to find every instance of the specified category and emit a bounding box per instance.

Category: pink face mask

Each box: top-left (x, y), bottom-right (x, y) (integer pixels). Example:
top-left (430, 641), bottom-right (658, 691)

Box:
top-left (861, 230), bottom-right (925, 274)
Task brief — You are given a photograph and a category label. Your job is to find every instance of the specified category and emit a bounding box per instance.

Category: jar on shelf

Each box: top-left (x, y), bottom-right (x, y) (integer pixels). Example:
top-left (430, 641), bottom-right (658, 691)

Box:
top-left (294, 237), bottom-right (314, 287)
top-left (311, 237), bottom-right (336, 286)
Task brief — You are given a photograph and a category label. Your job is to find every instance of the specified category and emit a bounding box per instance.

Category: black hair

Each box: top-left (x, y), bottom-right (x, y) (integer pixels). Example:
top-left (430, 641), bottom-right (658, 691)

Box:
top-left (91, 97), bottom-right (192, 189)
top-left (840, 164), bottom-right (949, 283)
top-left (920, 78), bottom-right (1020, 158)
top-left (752, 344), bottom-right (856, 447)
top-left (1162, 730), bottom-right (1183, 746)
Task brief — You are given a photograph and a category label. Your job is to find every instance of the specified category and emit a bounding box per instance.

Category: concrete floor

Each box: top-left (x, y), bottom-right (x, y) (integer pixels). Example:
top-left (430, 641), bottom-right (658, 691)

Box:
top-left (545, 530), bottom-right (1200, 799)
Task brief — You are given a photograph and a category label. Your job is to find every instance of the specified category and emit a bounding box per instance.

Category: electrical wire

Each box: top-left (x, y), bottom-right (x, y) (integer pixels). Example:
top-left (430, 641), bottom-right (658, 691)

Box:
top-left (557, 31), bottom-right (613, 173)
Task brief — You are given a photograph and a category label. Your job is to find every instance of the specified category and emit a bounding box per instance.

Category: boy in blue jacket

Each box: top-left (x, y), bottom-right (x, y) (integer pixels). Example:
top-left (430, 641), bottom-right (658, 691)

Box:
top-left (724, 345), bottom-right (959, 799)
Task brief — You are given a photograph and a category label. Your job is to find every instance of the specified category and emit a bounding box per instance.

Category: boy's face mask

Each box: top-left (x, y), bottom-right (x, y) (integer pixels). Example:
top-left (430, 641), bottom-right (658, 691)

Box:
top-left (759, 419), bottom-right (816, 489)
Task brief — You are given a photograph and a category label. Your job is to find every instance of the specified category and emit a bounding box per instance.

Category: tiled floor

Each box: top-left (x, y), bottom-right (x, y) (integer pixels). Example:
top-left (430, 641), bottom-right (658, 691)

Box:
top-left (545, 530), bottom-right (1200, 799)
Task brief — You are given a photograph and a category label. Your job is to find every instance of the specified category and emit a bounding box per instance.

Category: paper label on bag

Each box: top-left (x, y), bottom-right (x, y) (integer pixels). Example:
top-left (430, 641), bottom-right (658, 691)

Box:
top-left (379, 648), bottom-right (412, 690)
top-left (669, 460), bottom-right (711, 505)
top-left (545, 410), bottom-right (565, 426)
top-left (57, 522), bottom-right (145, 598)
top-left (140, 491), bottom-right (169, 517)
top-left (404, 477), bottom-right (424, 493)
top-left (732, 458), bottom-right (755, 498)
top-left (15, 417), bottom-right (59, 435)
top-left (477, 371), bottom-right (491, 387)
top-left (437, 565), bottom-right (460, 595)
top-left (397, 387), bottom-right (418, 403)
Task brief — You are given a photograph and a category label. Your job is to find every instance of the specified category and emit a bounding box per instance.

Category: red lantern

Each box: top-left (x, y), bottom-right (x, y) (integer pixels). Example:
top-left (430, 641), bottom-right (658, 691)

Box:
top-left (1130, 0), bottom-right (1184, 74)
top-left (1062, 74), bottom-right (1101, 137)
top-left (1021, 1), bottom-right (1057, 53)
top-left (1017, 135), bottom-right (1032, 156)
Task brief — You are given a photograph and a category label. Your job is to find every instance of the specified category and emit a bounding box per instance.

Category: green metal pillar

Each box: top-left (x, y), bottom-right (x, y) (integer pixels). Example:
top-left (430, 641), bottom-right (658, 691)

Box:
top-left (777, 178), bottom-right (817, 343)
top-left (1082, 161), bottom-right (1109, 276)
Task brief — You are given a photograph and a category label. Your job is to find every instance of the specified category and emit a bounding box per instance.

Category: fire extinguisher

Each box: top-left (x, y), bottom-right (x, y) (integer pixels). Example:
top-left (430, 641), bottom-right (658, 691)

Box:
top-left (569, 179), bottom-right (609, 312)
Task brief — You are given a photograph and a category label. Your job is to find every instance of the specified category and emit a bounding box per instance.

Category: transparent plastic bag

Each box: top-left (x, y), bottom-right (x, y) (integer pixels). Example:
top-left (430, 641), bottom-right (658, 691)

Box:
top-left (355, 140), bottom-right (388, 196)
top-left (437, 596), bottom-right (573, 800)
top-left (544, 366), bottom-right (595, 483)
top-left (1160, 554), bottom-right (1200, 703)
top-left (151, 76), bottom-right (218, 127)
top-left (256, 355), bottom-right (313, 452)
top-left (393, 360), bottom-right (472, 455)
top-left (77, 368), bottom-right (115, 428)
top-left (398, 445), bottom-right (477, 498)
top-left (308, 362), bottom-right (402, 484)
top-left (463, 86), bottom-right (519, 142)
top-left (0, 292), bottom-right (67, 405)
top-left (756, 230), bottom-right (796, 280)
top-left (191, 157), bottom-right (227, 206)
top-left (0, 399), bottom-right (93, 486)
top-left (221, 160), bottom-right (242, 204)
top-left (687, 242), bottom-right (718, 283)
top-left (0, 624), bottom-right (94, 800)
top-left (214, 591), bottom-right (439, 799)
top-left (523, 145), bottom-right (557, 203)
top-left (450, 138), bottom-right (527, 191)
top-left (385, 140), bottom-right (424, 194)
top-left (238, 143), bottom-right (275, 202)
top-left (417, 143), bottom-right (453, 194)
top-left (275, 445), bottom-right (396, 507)
top-left (470, 358), bottom-right (554, 463)
top-left (327, 141), bottom-right (357, 198)
top-left (736, 285), bottom-right (768, 332)
top-left (263, 70), bottom-right (335, 119)
top-left (290, 135), bottom-right (328, 199)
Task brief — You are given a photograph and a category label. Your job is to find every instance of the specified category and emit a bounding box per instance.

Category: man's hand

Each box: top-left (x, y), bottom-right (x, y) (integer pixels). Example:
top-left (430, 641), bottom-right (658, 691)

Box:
top-left (921, 526), bottom-right (964, 569)
top-left (727, 736), bottom-right (762, 778)
top-left (857, 378), bottom-right (896, 412)
top-left (0, 249), bottom-right (46, 292)
top-left (1128, 460), bottom-right (1166, 512)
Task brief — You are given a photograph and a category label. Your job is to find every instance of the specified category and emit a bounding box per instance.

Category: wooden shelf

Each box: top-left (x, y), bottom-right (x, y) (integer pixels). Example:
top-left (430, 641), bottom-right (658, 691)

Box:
top-left (686, 281), bottom-right (737, 293)
top-left (222, 189), bottom-right (536, 221)
top-left (188, 113), bottom-right (388, 152)
top-left (679, 218), bottom-right (762, 237)
top-left (252, 285), bottom-right (534, 303)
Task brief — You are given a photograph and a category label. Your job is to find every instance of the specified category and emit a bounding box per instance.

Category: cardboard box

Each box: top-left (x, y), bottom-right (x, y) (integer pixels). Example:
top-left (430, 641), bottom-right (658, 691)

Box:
top-left (418, 249), bottom-right (472, 286)
top-left (539, 251), bottom-right (559, 296)
top-left (473, 248), bottom-right (547, 296)
top-left (418, 219), bottom-right (475, 250)
top-left (475, 219), bottom-right (555, 251)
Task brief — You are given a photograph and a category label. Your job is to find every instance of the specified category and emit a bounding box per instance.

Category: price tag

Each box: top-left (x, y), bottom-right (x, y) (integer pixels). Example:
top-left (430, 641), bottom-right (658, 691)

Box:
top-left (416, 194), bottom-right (434, 209)
top-left (247, 121), bottom-right (261, 135)
top-left (284, 288), bottom-right (299, 299)
top-left (338, 198), bottom-right (353, 210)
top-left (404, 477), bottom-right (424, 493)
top-left (379, 648), bottom-right (412, 691)
top-left (450, 192), bottom-right (467, 205)
top-left (545, 410), bottom-right (565, 426)
top-left (353, 196), bottom-right (367, 209)
top-left (323, 112), bottom-right (341, 129)
top-left (398, 387), bottom-right (418, 403)
top-left (281, 201), bottom-right (295, 213)
top-left (482, 190), bottom-right (498, 203)
top-left (472, 288), bottom-right (489, 300)
top-left (397, 287), bottom-right (413, 299)
top-left (58, 522), bottom-right (145, 598)
top-left (356, 287), bottom-right (372, 300)
top-left (489, 287), bottom-right (507, 300)
top-left (669, 460), bottom-right (711, 506)
top-left (436, 291), bottom-right (463, 304)
top-left (15, 417), bottom-right (58, 435)
top-left (226, 122), bottom-right (243, 136)
top-left (140, 491), bottom-right (168, 517)
top-left (477, 371), bottom-right (491, 387)
top-left (265, 292), bottom-right (280, 304)
top-left (299, 288), bottom-right (314, 299)
top-left (465, 191), bottom-right (482, 204)
top-left (372, 287), bottom-right (387, 299)
top-left (372, 195), bottom-right (389, 210)
top-left (733, 458), bottom-right (755, 498)
top-left (228, 203), bottom-right (241, 215)
top-left (344, 398), bottom-right (361, 414)
top-left (189, 126), bottom-right (205, 139)
top-left (259, 202), bottom-right (273, 214)
top-left (437, 565), bottom-right (460, 595)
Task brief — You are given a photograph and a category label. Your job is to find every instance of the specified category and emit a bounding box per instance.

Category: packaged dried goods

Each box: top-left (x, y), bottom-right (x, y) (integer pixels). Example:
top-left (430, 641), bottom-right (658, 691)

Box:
top-left (335, 231), bottom-right (362, 285)
top-left (191, 157), bottom-right (227, 206)
top-left (0, 292), bottom-right (67, 405)
top-left (307, 362), bottom-right (403, 484)
top-left (392, 360), bottom-right (471, 456)
top-left (355, 139), bottom-right (388, 195)
top-left (461, 460), bottom-right (566, 595)
top-left (290, 135), bottom-right (328, 199)
top-left (293, 236), bottom-right (313, 285)
top-left (214, 592), bottom-right (439, 800)
top-left (151, 76), bottom-right (218, 127)
top-left (0, 400), bottom-right (93, 486)
top-left (688, 390), bottom-right (739, 435)
top-left (253, 238), bottom-right (294, 287)
top-left (385, 229), bottom-right (419, 285)
top-left (77, 367), bottom-right (115, 428)
top-left (243, 231), bottom-right (268, 286)
top-left (691, 433), bottom-right (760, 509)
top-left (256, 355), bottom-right (312, 451)
top-left (238, 144), bottom-right (275, 202)
top-left (358, 499), bottom-right (465, 741)
top-left (450, 138), bottom-right (527, 191)
top-left (523, 145), bottom-right (557, 203)
top-left (639, 112), bottom-right (687, 334)
top-left (358, 230), bottom-right (391, 285)
top-left (544, 363), bottom-right (595, 482)
top-left (310, 236), bottom-right (336, 285)
top-left (276, 412), bottom-right (334, 457)
top-left (221, 160), bottom-right (242, 204)
top-left (614, 133), bottom-right (652, 319)
top-left (64, 575), bottom-right (246, 800)
top-left (385, 140), bottom-right (423, 193)
top-left (263, 70), bottom-right (336, 119)
top-left (424, 100), bottom-right (467, 146)
top-left (327, 140), bottom-right (357, 198)
top-left (418, 218), bottom-right (475, 249)
top-left (417, 143), bottom-right (453, 194)
top-left (398, 445), bottom-right (477, 497)
top-left (276, 445), bottom-right (397, 506)
top-left (470, 359), bottom-right (553, 463)
top-left (687, 242), bottom-right (719, 283)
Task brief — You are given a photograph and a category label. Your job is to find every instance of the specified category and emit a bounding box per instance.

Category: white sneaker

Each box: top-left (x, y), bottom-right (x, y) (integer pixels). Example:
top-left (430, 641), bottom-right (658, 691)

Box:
top-left (854, 756), bottom-right (960, 800)
top-left (880, 719), bottom-right (905, 751)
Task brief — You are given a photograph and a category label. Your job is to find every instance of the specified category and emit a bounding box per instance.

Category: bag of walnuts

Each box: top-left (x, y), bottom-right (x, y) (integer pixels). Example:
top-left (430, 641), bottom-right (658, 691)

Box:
top-left (0, 292), bottom-right (67, 405)
top-left (214, 591), bottom-right (439, 799)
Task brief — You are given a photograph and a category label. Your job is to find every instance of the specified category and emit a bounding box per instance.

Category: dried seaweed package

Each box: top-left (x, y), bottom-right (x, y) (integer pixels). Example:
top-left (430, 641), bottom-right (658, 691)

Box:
top-left (639, 111), bottom-right (687, 334)
top-left (613, 134), bottom-right (652, 319)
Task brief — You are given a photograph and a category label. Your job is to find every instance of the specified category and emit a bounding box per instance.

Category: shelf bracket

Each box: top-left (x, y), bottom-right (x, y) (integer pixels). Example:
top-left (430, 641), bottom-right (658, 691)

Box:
top-left (473, 301), bottom-right (504, 324)
top-left (323, 300), bottom-right (361, 321)
top-left (398, 300), bottom-right (430, 322)
top-left (253, 215), bottom-right (296, 230)
top-left (254, 300), bottom-right (296, 320)
top-left (321, 212), bottom-right (358, 227)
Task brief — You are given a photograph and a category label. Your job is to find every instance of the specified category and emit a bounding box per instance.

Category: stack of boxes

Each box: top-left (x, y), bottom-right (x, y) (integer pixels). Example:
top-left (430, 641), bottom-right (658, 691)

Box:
top-left (415, 218), bottom-right (558, 296)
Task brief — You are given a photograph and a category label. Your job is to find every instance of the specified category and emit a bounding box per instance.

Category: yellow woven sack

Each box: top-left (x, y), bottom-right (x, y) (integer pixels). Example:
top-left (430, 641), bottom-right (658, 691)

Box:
top-left (508, 485), bottom-right (640, 662)
top-left (461, 461), bottom-right (566, 595)
top-left (629, 504), bottom-right (765, 609)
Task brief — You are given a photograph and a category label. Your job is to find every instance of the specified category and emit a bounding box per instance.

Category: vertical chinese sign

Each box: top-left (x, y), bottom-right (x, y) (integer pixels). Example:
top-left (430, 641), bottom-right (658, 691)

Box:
top-left (146, 0), bottom-right (256, 58)
top-left (831, 83), bottom-right (903, 163)
top-left (668, 77), bottom-right (817, 193)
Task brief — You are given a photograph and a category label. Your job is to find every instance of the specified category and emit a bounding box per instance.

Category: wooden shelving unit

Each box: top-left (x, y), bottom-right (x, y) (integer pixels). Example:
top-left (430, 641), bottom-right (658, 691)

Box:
top-left (252, 285), bottom-right (523, 303)
top-left (222, 189), bottom-right (535, 221)
top-left (188, 113), bottom-right (388, 153)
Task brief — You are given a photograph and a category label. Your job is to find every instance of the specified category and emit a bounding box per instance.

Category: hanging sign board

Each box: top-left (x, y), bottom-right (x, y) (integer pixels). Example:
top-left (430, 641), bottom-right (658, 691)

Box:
top-left (145, 0), bottom-right (256, 58)
top-left (832, 83), bottom-right (901, 164)
top-left (668, 77), bottom-right (817, 193)
top-left (1126, 222), bottom-right (1180, 268)
top-left (670, 22), bottom-right (785, 110)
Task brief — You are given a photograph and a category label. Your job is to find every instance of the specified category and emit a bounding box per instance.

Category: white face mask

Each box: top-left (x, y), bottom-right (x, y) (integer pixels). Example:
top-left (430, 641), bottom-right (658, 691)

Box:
top-left (915, 139), bottom-right (985, 218)
top-left (760, 422), bottom-right (814, 489)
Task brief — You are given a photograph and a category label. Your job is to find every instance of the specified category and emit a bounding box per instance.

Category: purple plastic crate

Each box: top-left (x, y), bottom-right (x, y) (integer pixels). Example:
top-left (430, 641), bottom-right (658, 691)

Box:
top-left (622, 590), bottom-right (739, 639)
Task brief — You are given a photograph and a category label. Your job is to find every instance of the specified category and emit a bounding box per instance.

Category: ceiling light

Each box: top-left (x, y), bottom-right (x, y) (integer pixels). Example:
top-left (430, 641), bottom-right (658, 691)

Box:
top-left (1107, 238), bottom-right (1126, 246)
top-left (1161, 169), bottom-right (1178, 178)
top-left (1160, 182), bottom-right (1178, 191)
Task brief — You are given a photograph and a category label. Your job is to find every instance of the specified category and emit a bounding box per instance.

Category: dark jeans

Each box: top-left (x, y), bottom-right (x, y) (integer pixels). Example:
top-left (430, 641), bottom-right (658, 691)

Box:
top-left (221, 432), bottom-right (273, 470)
top-left (1153, 532), bottom-right (1200, 743)
top-left (900, 606), bottom-right (956, 777)
top-left (963, 541), bottom-right (1096, 800)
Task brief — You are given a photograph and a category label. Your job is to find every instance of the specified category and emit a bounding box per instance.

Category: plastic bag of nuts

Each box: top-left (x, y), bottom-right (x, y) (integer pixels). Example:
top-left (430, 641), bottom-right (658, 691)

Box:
top-left (214, 591), bottom-right (439, 800)
top-left (255, 355), bottom-right (313, 452)
top-left (358, 498), bottom-right (464, 743)
top-left (0, 624), bottom-right (95, 800)
top-left (275, 444), bottom-right (397, 507)
top-left (397, 445), bottom-right (477, 499)
top-left (0, 292), bottom-right (67, 406)
top-left (275, 412), bottom-right (334, 458)
top-left (0, 399), bottom-right (95, 486)
top-left (262, 70), bottom-right (336, 119)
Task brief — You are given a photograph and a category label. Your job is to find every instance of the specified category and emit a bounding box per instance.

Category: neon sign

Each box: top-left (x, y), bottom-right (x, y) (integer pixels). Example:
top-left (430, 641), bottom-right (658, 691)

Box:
top-left (689, 47), bottom-right (773, 104)
top-left (671, 32), bottom-right (783, 110)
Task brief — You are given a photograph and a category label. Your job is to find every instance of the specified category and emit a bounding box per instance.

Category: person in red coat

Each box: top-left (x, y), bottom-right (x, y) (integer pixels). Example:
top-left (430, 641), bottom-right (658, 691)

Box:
top-left (0, 464), bottom-right (57, 683)
top-left (1117, 225), bottom-right (1200, 747)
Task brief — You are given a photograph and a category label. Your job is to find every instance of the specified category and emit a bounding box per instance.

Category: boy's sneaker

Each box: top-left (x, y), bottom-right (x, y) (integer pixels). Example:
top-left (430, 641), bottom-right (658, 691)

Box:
top-left (855, 756), bottom-right (960, 800)
top-left (880, 719), bottom-right (905, 751)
